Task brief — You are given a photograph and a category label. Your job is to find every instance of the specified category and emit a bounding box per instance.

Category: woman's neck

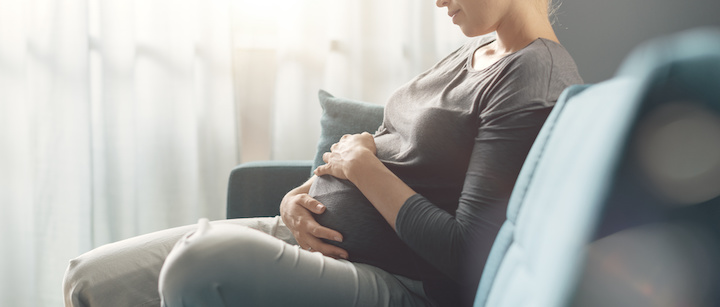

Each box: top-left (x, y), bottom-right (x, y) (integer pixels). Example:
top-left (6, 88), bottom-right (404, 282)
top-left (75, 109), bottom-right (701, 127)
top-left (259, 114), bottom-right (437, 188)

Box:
top-left (491, 3), bottom-right (558, 54)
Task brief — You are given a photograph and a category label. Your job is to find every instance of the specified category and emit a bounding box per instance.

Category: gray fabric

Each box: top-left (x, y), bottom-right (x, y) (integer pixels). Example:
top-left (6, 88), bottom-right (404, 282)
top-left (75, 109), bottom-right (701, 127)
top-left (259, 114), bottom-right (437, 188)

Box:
top-left (63, 217), bottom-right (434, 307)
top-left (310, 175), bottom-right (422, 277)
top-left (308, 33), bottom-right (582, 305)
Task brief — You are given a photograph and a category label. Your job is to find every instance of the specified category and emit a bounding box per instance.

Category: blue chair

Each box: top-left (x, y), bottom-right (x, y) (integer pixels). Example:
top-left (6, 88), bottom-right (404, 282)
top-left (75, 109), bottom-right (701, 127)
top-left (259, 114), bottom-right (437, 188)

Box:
top-left (476, 27), bottom-right (720, 306)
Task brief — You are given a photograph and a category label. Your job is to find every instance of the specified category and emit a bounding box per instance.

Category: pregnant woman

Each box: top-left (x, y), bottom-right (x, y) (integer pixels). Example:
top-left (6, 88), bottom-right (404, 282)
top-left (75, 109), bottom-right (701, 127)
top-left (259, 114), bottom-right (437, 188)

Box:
top-left (63, 0), bottom-right (581, 306)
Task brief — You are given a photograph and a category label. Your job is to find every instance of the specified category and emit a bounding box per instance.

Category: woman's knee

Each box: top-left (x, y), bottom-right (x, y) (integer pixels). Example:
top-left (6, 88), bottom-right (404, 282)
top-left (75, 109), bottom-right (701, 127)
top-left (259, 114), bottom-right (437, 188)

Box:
top-left (159, 222), bottom-right (284, 305)
top-left (62, 226), bottom-right (191, 306)
top-left (63, 256), bottom-right (89, 307)
top-left (62, 251), bottom-right (128, 307)
top-left (62, 250), bottom-right (140, 307)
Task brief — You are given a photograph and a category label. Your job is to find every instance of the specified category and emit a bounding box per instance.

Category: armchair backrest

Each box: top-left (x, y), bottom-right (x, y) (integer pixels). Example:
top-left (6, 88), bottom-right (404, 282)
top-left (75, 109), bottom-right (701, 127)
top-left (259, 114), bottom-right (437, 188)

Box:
top-left (474, 28), bottom-right (720, 307)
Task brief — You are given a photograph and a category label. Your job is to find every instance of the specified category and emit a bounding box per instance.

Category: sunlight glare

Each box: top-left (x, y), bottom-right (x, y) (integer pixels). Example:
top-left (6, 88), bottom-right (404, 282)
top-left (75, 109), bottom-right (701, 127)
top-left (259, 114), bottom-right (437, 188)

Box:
top-left (232, 0), bottom-right (295, 48)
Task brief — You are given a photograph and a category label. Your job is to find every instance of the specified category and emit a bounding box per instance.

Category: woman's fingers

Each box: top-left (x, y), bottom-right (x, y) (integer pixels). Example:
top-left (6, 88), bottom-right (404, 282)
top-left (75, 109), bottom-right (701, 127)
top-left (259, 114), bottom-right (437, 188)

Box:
top-left (317, 133), bottom-right (377, 179)
top-left (296, 194), bottom-right (325, 214)
top-left (295, 229), bottom-right (348, 259)
top-left (303, 236), bottom-right (348, 260)
top-left (283, 193), bottom-right (348, 259)
top-left (309, 222), bottom-right (344, 243)
top-left (297, 226), bottom-right (347, 259)
top-left (313, 164), bottom-right (337, 179)
top-left (294, 196), bottom-right (343, 242)
top-left (322, 152), bottom-right (331, 163)
top-left (314, 158), bottom-right (347, 180)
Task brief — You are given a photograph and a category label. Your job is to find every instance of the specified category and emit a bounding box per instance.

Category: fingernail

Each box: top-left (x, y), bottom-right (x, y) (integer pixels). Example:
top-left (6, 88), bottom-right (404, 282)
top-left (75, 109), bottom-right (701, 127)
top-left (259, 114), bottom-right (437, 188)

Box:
top-left (340, 253), bottom-right (348, 259)
top-left (334, 236), bottom-right (342, 242)
top-left (316, 204), bottom-right (324, 211)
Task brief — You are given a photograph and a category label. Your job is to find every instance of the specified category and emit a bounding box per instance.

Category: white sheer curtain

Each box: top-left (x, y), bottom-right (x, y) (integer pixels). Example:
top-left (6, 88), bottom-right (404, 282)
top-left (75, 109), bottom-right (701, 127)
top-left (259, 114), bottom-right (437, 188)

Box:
top-left (0, 0), bottom-right (235, 305)
top-left (233, 0), bottom-right (467, 161)
top-left (1, 0), bottom-right (466, 305)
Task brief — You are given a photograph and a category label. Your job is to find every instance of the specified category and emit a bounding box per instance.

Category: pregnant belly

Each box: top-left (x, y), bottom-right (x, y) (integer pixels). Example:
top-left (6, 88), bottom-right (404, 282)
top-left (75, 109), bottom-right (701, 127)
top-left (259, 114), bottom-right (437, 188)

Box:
top-left (309, 175), bottom-right (423, 278)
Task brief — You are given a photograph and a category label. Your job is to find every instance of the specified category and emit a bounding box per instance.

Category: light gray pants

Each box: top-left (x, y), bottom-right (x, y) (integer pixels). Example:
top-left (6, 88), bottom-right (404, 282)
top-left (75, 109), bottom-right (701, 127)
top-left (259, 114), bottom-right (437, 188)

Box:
top-left (63, 217), bottom-right (435, 307)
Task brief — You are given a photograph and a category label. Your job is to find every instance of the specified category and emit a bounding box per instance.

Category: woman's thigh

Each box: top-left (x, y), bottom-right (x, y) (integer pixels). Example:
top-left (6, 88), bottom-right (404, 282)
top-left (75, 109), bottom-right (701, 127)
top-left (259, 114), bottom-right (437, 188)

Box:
top-left (63, 217), bottom-right (290, 307)
top-left (159, 220), bottom-right (434, 307)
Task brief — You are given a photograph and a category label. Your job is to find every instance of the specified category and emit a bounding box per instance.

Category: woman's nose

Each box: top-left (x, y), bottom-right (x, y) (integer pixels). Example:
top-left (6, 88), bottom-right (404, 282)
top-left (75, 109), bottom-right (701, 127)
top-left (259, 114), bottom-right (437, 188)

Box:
top-left (436, 0), bottom-right (448, 8)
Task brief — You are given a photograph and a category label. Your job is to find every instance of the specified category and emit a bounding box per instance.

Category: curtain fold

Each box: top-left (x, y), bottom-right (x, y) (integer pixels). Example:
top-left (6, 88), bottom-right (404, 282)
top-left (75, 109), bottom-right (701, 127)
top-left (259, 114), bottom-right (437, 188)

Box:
top-left (0, 0), bottom-right (236, 305)
top-left (0, 1), bottom-right (92, 306)
top-left (89, 0), bottom-right (236, 244)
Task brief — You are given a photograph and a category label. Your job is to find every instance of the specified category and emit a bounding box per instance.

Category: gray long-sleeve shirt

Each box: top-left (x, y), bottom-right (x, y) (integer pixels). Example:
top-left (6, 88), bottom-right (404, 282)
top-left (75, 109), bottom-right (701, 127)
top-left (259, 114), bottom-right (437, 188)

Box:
top-left (311, 34), bottom-right (582, 306)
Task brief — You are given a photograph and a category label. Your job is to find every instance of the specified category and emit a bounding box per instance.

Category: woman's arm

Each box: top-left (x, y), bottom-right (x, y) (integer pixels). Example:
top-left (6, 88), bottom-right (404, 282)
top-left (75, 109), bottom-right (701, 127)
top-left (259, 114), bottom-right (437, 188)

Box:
top-left (396, 107), bottom-right (553, 285)
top-left (279, 176), bottom-right (349, 259)
top-left (314, 132), bottom-right (415, 230)
top-left (314, 107), bottom-right (552, 286)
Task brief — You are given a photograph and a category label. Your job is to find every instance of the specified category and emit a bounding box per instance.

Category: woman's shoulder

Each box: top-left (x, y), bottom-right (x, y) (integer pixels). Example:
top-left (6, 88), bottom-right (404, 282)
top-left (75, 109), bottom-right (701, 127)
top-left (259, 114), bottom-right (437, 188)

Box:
top-left (480, 38), bottom-right (583, 116)
top-left (509, 38), bottom-right (583, 84)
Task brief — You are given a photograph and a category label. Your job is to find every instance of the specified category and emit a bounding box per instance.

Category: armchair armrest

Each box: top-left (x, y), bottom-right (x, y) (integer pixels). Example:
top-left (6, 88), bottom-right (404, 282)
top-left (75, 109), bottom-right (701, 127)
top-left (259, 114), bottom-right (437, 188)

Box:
top-left (226, 160), bottom-right (313, 219)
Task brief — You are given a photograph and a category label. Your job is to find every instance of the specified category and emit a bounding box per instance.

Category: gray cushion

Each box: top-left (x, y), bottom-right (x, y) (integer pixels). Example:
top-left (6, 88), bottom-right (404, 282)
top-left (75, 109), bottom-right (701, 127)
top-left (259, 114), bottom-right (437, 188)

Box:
top-left (312, 90), bottom-right (385, 172)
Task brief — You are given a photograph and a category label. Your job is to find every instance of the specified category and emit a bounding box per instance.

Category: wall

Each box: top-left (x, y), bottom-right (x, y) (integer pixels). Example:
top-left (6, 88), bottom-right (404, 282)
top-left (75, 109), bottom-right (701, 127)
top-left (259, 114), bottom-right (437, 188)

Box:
top-left (553, 0), bottom-right (720, 83)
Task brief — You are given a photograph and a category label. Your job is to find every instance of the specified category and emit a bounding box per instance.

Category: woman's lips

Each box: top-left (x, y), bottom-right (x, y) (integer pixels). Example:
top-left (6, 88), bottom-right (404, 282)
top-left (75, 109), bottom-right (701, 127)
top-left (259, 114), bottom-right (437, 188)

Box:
top-left (449, 10), bottom-right (460, 24)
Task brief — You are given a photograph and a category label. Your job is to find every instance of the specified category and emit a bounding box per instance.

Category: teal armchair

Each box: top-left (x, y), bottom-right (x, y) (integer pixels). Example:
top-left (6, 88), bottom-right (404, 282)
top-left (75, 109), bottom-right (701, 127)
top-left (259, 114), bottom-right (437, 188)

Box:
top-left (226, 160), bottom-right (312, 219)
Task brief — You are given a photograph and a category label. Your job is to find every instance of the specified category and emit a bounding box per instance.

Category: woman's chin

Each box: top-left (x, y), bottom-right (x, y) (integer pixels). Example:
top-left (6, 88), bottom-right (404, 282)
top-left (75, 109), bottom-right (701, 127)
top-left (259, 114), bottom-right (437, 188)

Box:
top-left (459, 26), bottom-right (491, 38)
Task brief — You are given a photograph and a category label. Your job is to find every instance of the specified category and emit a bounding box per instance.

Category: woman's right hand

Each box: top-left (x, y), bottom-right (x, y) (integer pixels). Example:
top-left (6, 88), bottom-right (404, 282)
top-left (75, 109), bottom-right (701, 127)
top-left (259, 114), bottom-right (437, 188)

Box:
top-left (280, 181), bottom-right (348, 260)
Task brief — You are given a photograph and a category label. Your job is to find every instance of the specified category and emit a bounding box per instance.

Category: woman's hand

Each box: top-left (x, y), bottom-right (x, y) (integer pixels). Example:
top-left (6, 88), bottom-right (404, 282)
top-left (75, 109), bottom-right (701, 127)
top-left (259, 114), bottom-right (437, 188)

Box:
top-left (315, 132), bottom-right (415, 230)
top-left (314, 132), bottom-right (377, 181)
top-left (279, 183), bottom-right (348, 259)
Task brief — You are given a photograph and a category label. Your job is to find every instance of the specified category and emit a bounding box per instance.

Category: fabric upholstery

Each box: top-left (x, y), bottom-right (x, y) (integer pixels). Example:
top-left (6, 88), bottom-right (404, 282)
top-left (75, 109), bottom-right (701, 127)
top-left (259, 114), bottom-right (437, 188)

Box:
top-left (227, 160), bottom-right (312, 218)
top-left (474, 79), bottom-right (641, 307)
top-left (474, 28), bottom-right (720, 307)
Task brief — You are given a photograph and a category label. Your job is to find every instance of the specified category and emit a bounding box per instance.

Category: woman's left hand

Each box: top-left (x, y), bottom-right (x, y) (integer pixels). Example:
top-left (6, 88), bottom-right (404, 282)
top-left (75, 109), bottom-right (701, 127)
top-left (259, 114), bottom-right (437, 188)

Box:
top-left (314, 132), bottom-right (377, 182)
